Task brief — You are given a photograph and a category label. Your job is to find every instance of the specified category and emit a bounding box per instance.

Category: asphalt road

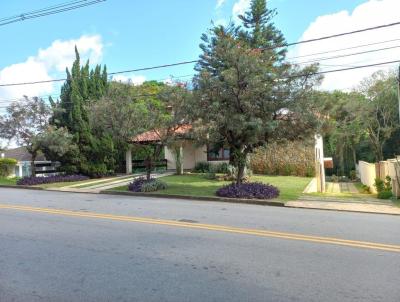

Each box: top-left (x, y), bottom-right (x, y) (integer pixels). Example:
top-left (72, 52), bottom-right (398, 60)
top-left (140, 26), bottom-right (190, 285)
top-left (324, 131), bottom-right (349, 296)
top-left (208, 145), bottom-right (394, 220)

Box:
top-left (0, 188), bottom-right (399, 302)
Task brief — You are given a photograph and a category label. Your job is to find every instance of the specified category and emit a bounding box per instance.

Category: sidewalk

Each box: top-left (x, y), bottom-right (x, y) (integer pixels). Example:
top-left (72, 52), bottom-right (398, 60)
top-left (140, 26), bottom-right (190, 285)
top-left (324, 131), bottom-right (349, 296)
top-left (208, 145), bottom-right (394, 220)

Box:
top-left (286, 200), bottom-right (400, 215)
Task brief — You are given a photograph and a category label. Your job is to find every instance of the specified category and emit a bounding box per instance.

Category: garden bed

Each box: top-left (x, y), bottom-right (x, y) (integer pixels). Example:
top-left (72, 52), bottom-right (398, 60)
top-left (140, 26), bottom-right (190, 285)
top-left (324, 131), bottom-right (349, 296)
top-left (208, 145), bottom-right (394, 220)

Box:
top-left (110, 174), bottom-right (311, 201)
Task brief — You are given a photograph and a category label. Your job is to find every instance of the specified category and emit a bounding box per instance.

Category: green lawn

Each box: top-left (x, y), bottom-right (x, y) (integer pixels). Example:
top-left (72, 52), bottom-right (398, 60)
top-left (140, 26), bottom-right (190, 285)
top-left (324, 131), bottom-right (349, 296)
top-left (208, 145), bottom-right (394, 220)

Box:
top-left (0, 177), bottom-right (17, 185)
top-left (111, 174), bottom-right (311, 201)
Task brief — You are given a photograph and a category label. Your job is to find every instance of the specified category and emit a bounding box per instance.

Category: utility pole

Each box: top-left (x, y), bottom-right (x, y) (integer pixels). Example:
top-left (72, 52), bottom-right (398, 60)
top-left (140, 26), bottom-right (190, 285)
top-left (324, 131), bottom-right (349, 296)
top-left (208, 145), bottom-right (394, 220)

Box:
top-left (398, 65), bottom-right (400, 122)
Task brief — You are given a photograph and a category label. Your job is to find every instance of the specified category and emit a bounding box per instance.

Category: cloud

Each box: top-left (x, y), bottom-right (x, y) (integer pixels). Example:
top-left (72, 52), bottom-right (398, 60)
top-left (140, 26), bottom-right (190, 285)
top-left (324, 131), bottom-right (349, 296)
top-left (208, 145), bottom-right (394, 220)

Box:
top-left (37, 35), bottom-right (103, 72)
top-left (111, 74), bottom-right (146, 85)
top-left (0, 34), bottom-right (103, 104)
top-left (216, 0), bottom-right (226, 9)
top-left (213, 18), bottom-right (228, 27)
top-left (290, 0), bottom-right (400, 91)
top-left (232, 0), bottom-right (250, 22)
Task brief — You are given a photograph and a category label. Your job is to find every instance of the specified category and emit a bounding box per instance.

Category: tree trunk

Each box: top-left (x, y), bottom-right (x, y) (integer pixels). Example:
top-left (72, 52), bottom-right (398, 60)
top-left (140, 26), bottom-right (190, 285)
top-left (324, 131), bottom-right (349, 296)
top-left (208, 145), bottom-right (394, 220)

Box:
top-left (173, 145), bottom-right (183, 175)
top-left (145, 156), bottom-right (152, 180)
top-left (352, 147), bottom-right (357, 170)
top-left (236, 161), bottom-right (246, 185)
top-left (339, 144), bottom-right (345, 176)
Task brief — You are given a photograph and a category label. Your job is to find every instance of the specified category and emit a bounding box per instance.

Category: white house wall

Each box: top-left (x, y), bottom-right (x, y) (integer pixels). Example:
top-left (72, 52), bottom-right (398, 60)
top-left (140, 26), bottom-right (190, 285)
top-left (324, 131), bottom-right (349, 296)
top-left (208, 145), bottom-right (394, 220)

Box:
top-left (165, 142), bottom-right (228, 170)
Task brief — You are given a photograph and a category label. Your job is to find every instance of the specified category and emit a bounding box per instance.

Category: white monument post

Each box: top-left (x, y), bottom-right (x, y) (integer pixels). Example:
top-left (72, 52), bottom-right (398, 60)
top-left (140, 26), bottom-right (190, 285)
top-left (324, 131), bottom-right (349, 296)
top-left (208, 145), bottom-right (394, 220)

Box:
top-left (315, 134), bottom-right (326, 193)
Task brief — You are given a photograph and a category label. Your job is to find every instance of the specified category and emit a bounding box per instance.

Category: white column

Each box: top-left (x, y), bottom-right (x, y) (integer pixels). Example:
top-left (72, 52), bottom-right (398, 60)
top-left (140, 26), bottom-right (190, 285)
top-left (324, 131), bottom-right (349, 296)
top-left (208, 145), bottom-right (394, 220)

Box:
top-left (126, 147), bottom-right (132, 174)
top-left (315, 134), bottom-right (325, 193)
top-left (18, 163), bottom-right (23, 177)
top-left (179, 144), bottom-right (184, 174)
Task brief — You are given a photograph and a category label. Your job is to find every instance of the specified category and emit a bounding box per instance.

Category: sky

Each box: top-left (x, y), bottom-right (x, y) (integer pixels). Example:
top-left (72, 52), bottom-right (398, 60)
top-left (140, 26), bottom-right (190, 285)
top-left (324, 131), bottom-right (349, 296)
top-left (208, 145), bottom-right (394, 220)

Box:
top-left (1, 0), bottom-right (400, 108)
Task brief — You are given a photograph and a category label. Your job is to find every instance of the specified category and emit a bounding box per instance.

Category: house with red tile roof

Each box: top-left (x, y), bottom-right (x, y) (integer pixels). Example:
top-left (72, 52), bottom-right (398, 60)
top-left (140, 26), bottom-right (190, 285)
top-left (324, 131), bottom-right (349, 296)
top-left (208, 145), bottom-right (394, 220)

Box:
top-left (125, 125), bottom-right (229, 174)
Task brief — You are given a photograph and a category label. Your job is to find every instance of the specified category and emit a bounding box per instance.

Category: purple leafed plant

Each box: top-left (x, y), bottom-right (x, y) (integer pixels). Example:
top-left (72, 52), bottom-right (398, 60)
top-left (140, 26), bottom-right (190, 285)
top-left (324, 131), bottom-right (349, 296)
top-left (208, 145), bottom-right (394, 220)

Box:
top-left (216, 182), bottom-right (280, 199)
top-left (17, 175), bottom-right (89, 186)
top-left (128, 177), bottom-right (152, 192)
top-left (128, 177), bottom-right (167, 192)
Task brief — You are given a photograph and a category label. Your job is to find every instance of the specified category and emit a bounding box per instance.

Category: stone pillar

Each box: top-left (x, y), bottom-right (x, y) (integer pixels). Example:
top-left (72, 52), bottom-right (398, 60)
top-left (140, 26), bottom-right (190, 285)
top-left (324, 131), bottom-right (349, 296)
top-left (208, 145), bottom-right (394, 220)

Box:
top-left (126, 147), bottom-right (132, 174)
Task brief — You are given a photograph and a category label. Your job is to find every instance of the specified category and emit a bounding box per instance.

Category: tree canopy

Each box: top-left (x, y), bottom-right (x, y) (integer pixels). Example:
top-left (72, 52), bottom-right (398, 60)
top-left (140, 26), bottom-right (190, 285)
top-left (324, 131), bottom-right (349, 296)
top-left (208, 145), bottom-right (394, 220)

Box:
top-left (190, 0), bottom-right (321, 183)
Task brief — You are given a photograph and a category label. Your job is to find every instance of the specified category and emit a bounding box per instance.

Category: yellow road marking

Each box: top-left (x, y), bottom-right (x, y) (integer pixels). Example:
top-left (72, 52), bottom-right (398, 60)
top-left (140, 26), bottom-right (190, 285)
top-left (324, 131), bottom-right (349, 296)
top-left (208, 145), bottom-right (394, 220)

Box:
top-left (0, 203), bottom-right (399, 253)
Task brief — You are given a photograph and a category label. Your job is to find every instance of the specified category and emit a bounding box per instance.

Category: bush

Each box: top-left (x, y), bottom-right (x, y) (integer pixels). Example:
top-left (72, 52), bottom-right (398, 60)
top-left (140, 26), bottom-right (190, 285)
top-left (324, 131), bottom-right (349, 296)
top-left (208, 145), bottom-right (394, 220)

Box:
top-left (377, 191), bottom-right (393, 199)
top-left (204, 172), bottom-right (217, 180)
top-left (216, 182), bottom-right (280, 200)
top-left (349, 170), bottom-right (357, 181)
top-left (82, 163), bottom-right (109, 178)
top-left (211, 162), bottom-right (230, 174)
top-left (374, 178), bottom-right (385, 193)
top-left (361, 184), bottom-right (371, 194)
top-left (128, 177), bottom-right (167, 192)
top-left (0, 158), bottom-right (17, 177)
top-left (250, 141), bottom-right (315, 177)
top-left (193, 162), bottom-right (211, 173)
top-left (374, 176), bottom-right (392, 199)
top-left (141, 179), bottom-right (167, 192)
top-left (331, 174), bottom-right (339, 183)
top-left (374, 176), bottom-right (392, 193)
top-left (17, 175), bottom-right (89, 186)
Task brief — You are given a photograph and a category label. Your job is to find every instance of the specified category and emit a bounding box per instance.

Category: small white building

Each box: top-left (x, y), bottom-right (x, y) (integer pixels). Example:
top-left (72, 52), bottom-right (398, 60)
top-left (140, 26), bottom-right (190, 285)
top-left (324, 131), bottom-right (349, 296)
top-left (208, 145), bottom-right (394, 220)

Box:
top-left (1, 147), bottom-right (57, 177)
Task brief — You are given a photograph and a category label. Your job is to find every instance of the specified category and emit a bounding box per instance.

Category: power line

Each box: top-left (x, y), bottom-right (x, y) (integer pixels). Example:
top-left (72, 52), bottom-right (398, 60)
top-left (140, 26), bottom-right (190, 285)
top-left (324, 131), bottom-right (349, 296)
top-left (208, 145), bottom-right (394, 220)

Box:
top-left (0, 0), bottom-right (90, 22)
top-left (270, 20), bottom-right (400, 50)
top-left (0, 61), bottom-right (198, 87)
top-left (0, 74), bottom-right (195, 104)
top-left (293, 44), bottom-right (400, 65)
top-left (286, 59), bottom-right (400, 79)
top-left (287, 38), bottom-right (400, 60)
top-left (2, 20), bottom-right (400, 87)
top-left (0, 0), bottom-right (106, 27)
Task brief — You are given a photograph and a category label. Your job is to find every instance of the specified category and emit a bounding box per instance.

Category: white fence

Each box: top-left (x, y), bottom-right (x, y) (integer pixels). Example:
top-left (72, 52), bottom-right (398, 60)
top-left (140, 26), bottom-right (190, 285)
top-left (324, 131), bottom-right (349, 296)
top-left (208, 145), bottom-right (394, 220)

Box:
top-left (358, 159), bottom-right (400, 196)
top-left (359, 161), bottom-right (378, 193)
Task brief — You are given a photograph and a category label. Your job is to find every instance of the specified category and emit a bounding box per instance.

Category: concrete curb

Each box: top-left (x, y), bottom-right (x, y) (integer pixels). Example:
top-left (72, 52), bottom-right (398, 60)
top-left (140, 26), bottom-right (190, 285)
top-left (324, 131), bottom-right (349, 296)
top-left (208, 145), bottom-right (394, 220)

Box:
top-left (285, 204), bottom-right (400, 216)
top-left (101, 190), bottom-right (286, 207)
top-left (0, 184), bottom-right (44, 191)
top-left (2, 185), bottom-right (398, 215)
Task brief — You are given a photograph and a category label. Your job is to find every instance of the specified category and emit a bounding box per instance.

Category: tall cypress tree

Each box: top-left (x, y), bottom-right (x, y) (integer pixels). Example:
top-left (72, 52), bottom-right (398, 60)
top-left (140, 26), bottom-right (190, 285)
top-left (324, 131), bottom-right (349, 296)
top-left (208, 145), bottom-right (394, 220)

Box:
top-left (53, 46), bottom-right (112, 176)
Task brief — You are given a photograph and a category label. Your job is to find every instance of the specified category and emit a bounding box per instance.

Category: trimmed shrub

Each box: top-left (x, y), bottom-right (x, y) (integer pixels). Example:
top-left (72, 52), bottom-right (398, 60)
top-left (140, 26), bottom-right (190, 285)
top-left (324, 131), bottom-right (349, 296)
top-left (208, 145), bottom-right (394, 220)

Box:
top-left (216, 182), bottom-right (279, 200)
top-left (377, 190), bottom-right (393, 199)
top-left (250, 141), bottom-right (315, 177)
top-left (141, 179), bottom-right (167, 192)
top-left (0, 158), bottom-right (17, 177)
top-left (374, 176), bottom-right (392, 199)
top-left (193, 162), bottom-right (211, 173)
top-left (128, 177), bottom-right (167, 192)
top-left (210, 162), bottom-right (230, 174)
top-left (17, 175), bottom-right (89, 186)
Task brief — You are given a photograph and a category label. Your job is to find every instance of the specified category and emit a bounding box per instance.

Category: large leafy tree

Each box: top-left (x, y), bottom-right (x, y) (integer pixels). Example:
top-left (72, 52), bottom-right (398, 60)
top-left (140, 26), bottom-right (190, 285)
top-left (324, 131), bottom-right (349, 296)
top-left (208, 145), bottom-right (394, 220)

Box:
top-left (0, 97), bottom-right (51, 176)
top-left (358, 71), bottom-right (399, 161)
top-left (312, 91), bottom-right (365, 175)
top-left (88, 80), bottom-right (191, 178)
top-left (190, 0), bottom-right (321, 184)
top-left (52, 47), bottom-right (112, 176)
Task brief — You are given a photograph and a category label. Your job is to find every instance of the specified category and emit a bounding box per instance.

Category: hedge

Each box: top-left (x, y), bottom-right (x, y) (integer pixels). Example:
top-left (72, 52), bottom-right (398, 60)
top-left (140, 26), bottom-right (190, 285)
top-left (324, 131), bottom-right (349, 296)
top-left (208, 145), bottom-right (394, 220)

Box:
top-left (0, 158), bottom-right (17, 177)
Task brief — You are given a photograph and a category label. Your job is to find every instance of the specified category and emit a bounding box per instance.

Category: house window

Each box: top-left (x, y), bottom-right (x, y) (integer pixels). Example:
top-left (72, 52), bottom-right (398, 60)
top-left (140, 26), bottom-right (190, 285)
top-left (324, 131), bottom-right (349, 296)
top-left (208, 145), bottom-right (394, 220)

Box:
top-left (207, 146), bottom-right (230, 161)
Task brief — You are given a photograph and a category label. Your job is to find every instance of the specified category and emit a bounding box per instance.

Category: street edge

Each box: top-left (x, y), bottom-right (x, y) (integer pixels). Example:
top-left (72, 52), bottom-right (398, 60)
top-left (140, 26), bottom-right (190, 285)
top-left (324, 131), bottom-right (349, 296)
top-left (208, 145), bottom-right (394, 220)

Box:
top-left (285, 204), bottom-right (400, 216)
top-left (2, 185), bottom-right (399, 215)
top-left (0, 184), bottom-right (44, 191)
top-left (100, 190), bottom-right (286, 207)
